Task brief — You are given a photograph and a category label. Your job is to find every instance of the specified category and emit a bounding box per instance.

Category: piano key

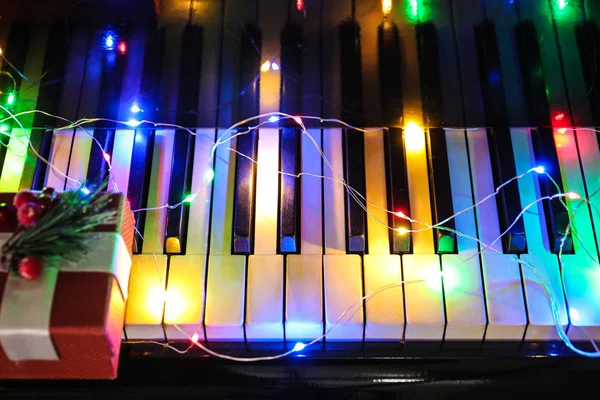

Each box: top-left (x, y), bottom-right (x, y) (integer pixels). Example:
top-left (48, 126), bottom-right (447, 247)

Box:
top-left (0, 25), bottom-right (47, 192)
top-left (20, 20), bottom-right (73, 191)
top-left (258, 0), bottom-right (286, 115)
top-left (126, 129), bottom-right (154, 253)
top-left (575, 21), bottom-right (600, 125)
top-left (164, 254), bottom-right (206, 341)
top-left (474, 21), bottom-right (526, 253)
top-left (232, 130), bottom-right (257, 254)
top-left (165, 130), bottom-right (194, 254)
top-left (343, 128), bottom-right (367, 253)
top-left (300, 128), bottom-right (323, 253)
top-left (443, 128), bottom-right (487, 342)
top-left (550, 2), bottom-right (593, 127)
top-left (415, 14), bottom-right (456, 254)
top-left (30, 131), bottom-right (52, 190)
top-left (466, 128), bottom-right (527, 342)
top-left (553, 127), bottom-right (600, 341)
top-left (279, 128), bottom-right (299, 253)
top-left (44, 130), bottom-right (73, 190)
top-left (63, 128), bottom-right (93, 191)
top-left (286, 254), bottom-right (323, 341)
top-left (124, 254), bottom-right (168, 340)
top-left (280, 23), bottom-right (302, 117)
top-left (107, 129), bottom-right (135, 193)
top-left (85, 128), bottom-right (114, 187)
top-left (339, 19), bottom-right (363, 128)
top-left (185, 128), bottom-right (216, 255)
top-left (378, 19), bottom-right (402, 127)
top-left (323, 254), bottom-right (363, 341)
top-left (141, 129), bottom-right (175, 254)
top-left (323, 128), bottom-right (346, 254)
top-left (384, 133), bottom-right (411, 254)
top-left (511, 127), bottom-right (568, 341)
top-left (196, 0), bottom-right (221, 128)
top-left (205, 132), bottom-right (245, 341)
top-left (363, 128), bottom-right (404, 341)
top-left (246, 255), bottom-right (284, 341)
top-left (356, 0), bottom-right (382, 126)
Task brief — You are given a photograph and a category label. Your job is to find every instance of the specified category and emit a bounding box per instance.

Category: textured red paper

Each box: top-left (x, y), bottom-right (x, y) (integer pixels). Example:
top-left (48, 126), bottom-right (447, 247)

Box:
top-left (0, 193), bottom-right (134, 379)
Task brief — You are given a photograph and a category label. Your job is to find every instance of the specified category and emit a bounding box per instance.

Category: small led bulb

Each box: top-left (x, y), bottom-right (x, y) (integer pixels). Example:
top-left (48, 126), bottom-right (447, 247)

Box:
top-left (532, 166), bottom-right (545, 174)
top-left (261, 60), bottom-right (271, 72)
top-left (568, 192), bottom-right (580, 200)
top-left (396, 227), bottom-right (409, 235)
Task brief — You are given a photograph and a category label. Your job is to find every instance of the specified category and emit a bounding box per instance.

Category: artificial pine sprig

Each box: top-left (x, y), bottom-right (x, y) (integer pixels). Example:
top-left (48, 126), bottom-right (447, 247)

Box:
top-left (1, 182), bottom-right (118, 273)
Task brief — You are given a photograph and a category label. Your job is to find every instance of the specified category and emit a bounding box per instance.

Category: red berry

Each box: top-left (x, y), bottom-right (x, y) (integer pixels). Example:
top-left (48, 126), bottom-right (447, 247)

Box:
top-left (13, 191), bottom-right (36, 209)
top-left (18, 256), bottom-right (44, 280)
top-left (17, 202), bottom-right (42, 227)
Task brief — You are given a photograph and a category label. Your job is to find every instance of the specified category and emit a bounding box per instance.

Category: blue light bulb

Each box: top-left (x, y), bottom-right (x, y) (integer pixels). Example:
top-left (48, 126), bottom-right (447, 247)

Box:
top-left (105, 35), bottom-right (114, 49)
top-left (292, 342), bottom-right (306, 352)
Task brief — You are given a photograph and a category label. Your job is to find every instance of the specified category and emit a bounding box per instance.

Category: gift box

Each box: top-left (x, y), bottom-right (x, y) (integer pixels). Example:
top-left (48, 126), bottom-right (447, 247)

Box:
top-left (0, 192), bottom-right (134, 379)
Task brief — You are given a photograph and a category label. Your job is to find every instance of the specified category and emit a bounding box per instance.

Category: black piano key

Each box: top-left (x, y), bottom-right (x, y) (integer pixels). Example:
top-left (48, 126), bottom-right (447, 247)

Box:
top-left (378, 20), bottom-right (402, 127)
top-left (128, 129), bottom-right (155, 253)
top-left (232, 130), bottom-right (258, 254)
top-left (279, 128), bottom-right (299, 253)
top-left (475, 21), bottom-right (526, 253)
top-left (20, 20), bottom-right (72, 190)
top-left (86, 25), bottom-right (128, 188)
top-left (165, 24), bottom-right (203, 254)
top-left (343, 128), bottom-right (367, 253)
top-left (340, 19), bottom-right (364, 128)
top-left (575, 21), bottom-right (600, 126)
top-left (30, 130), bottom-right (53, 191)
top-left (165, 131), bottom-right (195, 254)
top-left (278, 23), bottom-right (302, 253)
top-left (385, 127), bottom-right (411, 253)
top-left (231, 22), bottom-right (261, 254)
top-left (0, 21), bottom-right (30, 178)
top-left (140, 24), bottom-right (165, 122)
top-left (515, 20), bottom-right (572, 253)
top-left (416, 21), bottom-right (456, 254)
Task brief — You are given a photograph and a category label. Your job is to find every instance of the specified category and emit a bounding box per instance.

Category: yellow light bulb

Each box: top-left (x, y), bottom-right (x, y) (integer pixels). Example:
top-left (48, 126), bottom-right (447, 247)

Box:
top-left (404, 122), bottom-right (425, 151)
top-left (261, 60), bottom-right (271, 72)
top-left (568, 192), bottom-right (580, 200)
top-left (395, 227), bottom-right (409, 235)
top-left (382, 0), bottom-right (392, 15)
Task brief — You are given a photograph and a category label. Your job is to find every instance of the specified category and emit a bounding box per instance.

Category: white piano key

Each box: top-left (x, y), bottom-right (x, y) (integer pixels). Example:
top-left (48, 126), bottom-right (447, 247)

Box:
top-left (286, 254), bottom-right (323, 341)
top-left (323, 254), bottom-right (363, 341)
top-left (443, 128), bottom-right (487, 341)
top-left (466, 128), bottom-right (527, 341)
top-left (323, 128), bottom-right (346, 254)
top-left (246, 255), bottom-right (284, 341)
top-left (45, 130), bottom-right (73, 190)
top-left (209, 130), bottom-right (236, 255)
top-left (63, 128), bottom-right (92, 191)
top-left (301, 128), bottom-right (323, 254)
top-left (575, 128), bottom-right (600, 256)
top-left (258, 0), bottom-right (286, 115)
top-left (511, 127), bottom-right (568, 341)
top-left (164, 254), bottom-right (206, 341)
top-left (205, 255), bottom-right (246, 341)
top-left (363, 128), bottom-right (404, 341)
top-left (141, 129), bottom-right (174, 254)
top-left (108, 129), bottom-right (135, 194)
top-left (254, 128), bottom-right (279, 255)
top-left (185, 128), bottom-right (215, 255)
top-left (0, 26), bottom-right (48, 192)
top-left (553, 128), bottom-right (600, 341)
top-left (124, 254), bottom-right (168, 339)
top-left (402, 254), bottom-right (445, 341)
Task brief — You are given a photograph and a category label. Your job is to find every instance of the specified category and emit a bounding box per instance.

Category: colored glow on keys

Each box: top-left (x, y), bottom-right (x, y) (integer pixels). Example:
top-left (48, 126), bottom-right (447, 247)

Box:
top-left (404, 122), bottom-right (425, 151)
top-left (557, 0), bottom-right (568, 10)
top-left (568, 192), bottom-right (580, 200)
top-left (0, 46), bottom-right (3, 55)
top-left (532, 166), bottom-right (545, 174)
top-left (293, 342), bottom-right (306, 352)
top-left (191, 332), bottom-right (200, 344)
top-left (146, 288), bottom-right (167, 321)
top-left (203, 168), bottom-right (214, 183)
top-left (184, 193), bottom-right (197, 203)
top-left (296, 0), bottom-right (303, 11)
top-left (570, 307), bottom-right (579, 322)
top-left (130, 102), bottom-right (141, 113)
top-left (104, 34), bottom-right (114, 50)
top-left (0, 125), bottom-right (8, 133)
top-left (261, 60), bottom-right (271, 72)
top-left (557, 128), bottom-right (567, 134)
top-left (268, 116), bottom-right (279, 123)
top-left (118, 41), bottom-right (127, 55)
top-left (6, 93), bottom-right (15, 106)
top-left (425, 270), bottom-right (444, 291)
top-left (382, 0), bottom-right (392, 15)
top-left (271, 62), bottom-right (280, 71)
top-left (409, 0), bottom-right (418, 16)
top-left (126, 119), bottom-right (141, 127)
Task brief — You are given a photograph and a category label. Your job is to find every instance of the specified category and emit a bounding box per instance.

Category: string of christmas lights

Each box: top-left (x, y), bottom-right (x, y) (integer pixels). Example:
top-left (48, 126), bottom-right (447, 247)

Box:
top-left (1, 108), bottom-right (600, 358)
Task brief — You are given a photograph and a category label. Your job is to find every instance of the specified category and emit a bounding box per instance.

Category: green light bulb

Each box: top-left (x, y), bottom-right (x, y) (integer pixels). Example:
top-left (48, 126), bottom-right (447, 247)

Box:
top-left (6, 93), bottom-right (14, 105)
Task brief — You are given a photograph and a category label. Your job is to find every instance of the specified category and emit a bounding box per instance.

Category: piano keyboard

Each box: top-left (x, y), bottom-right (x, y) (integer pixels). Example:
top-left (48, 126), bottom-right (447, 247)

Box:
top-left (2, 0), bottom-right (600, 351)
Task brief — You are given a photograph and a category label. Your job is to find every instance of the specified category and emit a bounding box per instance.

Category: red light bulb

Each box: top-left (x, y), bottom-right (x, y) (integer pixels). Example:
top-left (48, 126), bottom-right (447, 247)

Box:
top-left (118, 41), bottom-right (127, 54)
top-left (296, 0), bottom-right (303, 11)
